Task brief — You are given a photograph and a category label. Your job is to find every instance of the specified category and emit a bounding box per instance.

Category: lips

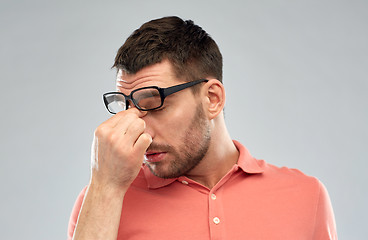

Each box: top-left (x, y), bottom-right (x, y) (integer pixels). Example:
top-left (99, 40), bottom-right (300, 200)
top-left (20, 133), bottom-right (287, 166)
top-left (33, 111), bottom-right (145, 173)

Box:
top-left (145, 152), bottom-right (166, 162)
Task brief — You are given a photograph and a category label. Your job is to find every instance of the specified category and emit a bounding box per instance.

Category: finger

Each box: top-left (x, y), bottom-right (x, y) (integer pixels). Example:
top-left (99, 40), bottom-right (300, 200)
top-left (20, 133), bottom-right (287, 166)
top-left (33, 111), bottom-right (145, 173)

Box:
top-left (103, 108), bottom-right (146, 128)
top-left (94, 109), bottom-right (141, 145)
top-left (133, 133), bottom-right (152, 155)
top-left (111, 112), bottom-right (139, 135)
top-left (109, 109), bottom-right (145, 136)
top-left (124, 118), bottom-right (146, 144)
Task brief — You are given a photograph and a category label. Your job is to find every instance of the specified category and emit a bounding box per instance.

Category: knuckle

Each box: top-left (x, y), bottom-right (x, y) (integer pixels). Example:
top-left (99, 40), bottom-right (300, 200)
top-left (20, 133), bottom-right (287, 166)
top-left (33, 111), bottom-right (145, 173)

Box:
top-left (128, 118), bottom-right (145, 133)
top-left (125, 111), bottom-right (139, 118)
top-left (108, 131), bottom-right (121, 143)
top-left (95, 125), bottom-right (108, 137)
top-left (135, 118), bottom-right (146, 129)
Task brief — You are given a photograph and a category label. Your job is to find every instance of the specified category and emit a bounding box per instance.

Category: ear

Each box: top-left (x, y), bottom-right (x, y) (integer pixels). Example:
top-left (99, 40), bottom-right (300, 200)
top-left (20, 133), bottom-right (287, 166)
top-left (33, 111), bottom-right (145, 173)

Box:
top-left (202, 79), bottom-right (225, 120)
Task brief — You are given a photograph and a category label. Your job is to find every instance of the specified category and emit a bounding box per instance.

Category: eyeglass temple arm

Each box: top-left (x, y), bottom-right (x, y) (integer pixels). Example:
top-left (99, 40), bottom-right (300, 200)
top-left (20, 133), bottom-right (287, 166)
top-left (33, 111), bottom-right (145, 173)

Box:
top-left (161, 79), bottom-right (208, 96)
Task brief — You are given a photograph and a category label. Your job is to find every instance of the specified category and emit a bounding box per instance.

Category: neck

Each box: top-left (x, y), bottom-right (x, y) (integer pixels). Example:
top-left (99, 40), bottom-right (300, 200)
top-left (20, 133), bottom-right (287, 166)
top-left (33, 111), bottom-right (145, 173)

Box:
top-left (185, 118), bottom-right (239, 189)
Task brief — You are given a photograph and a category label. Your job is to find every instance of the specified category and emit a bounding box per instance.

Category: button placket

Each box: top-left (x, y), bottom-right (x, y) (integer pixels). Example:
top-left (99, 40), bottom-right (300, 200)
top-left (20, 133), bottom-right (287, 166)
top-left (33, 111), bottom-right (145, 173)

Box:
top-left (208, 189), bottom-right (225, 240)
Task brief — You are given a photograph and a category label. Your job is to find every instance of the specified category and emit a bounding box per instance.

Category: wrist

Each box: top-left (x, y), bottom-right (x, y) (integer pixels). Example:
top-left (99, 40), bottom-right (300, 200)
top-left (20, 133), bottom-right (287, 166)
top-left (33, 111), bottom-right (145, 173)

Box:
top-left (87, 181), bottom-right (127, 201)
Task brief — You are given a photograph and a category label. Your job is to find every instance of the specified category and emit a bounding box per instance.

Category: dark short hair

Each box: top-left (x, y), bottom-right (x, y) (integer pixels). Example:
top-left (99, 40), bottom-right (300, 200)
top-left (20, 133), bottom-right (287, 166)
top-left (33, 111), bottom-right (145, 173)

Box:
top-left (113, 16), bottom-right (223, 85)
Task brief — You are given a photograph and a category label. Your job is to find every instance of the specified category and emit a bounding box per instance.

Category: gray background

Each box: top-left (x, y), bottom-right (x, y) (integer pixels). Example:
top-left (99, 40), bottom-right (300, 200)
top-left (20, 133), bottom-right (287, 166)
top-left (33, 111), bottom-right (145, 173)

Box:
top-left (1, 0), bottom-right (367, 239)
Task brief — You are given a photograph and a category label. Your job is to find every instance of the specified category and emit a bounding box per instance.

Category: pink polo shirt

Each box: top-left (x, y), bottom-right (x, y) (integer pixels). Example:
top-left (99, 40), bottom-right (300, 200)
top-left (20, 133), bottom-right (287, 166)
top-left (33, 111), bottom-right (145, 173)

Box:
top-left (68, 141), bottom-right (337, 239)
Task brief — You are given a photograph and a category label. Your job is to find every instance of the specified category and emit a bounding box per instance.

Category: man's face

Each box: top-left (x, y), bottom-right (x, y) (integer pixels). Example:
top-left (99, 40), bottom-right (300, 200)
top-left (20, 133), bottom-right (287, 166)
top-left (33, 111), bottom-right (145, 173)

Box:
top-left (117, 60), bottom-right (211, 178)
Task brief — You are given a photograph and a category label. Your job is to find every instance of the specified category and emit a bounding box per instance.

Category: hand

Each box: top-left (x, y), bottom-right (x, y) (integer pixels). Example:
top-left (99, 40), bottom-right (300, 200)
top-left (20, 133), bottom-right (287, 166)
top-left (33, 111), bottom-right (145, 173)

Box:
top-left (90, 108), bottom-right (152, 190)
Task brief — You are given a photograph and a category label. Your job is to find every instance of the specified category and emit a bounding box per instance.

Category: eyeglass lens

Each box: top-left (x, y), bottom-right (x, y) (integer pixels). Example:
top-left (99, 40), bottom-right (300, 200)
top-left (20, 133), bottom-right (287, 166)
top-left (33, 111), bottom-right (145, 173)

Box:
top-left (132, 88), bottom-right (161, 110)
top-left (105, 88), bottom-right (162, 113)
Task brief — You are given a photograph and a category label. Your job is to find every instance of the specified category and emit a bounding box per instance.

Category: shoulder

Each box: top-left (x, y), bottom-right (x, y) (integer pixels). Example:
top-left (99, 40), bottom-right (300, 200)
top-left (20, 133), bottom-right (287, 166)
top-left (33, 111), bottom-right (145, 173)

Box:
top-left (264, 161), bottom-right (321, 184)
top-left (250, 161), bottom-right (332, 217)
top-left (252, 160), bottom-right (324, 198)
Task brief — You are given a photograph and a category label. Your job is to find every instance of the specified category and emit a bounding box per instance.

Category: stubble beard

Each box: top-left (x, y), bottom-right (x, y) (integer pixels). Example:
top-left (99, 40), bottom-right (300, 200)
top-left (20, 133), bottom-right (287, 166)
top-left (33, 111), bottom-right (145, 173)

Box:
top-left (146, 103), bottom-right (211, 179)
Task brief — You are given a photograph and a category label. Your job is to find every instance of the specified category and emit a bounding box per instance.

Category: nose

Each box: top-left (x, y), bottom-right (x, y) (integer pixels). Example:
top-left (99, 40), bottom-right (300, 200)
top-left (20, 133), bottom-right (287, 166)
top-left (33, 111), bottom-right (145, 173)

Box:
top-left (140, 113), bottom-right (155, 139)
top-left (126, 99), bottom-right (136, 110)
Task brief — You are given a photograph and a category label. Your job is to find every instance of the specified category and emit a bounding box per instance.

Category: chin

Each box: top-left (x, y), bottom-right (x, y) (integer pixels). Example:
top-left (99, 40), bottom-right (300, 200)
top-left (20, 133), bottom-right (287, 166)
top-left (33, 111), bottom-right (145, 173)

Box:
top-left (148, 165), bottom-right (182, 179)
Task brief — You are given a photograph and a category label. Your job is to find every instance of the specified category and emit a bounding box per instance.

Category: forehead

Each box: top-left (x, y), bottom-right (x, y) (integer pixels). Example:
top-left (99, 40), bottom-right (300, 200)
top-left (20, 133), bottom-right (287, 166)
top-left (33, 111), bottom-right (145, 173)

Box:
top-left (116, 60), bottom-right (181, 94)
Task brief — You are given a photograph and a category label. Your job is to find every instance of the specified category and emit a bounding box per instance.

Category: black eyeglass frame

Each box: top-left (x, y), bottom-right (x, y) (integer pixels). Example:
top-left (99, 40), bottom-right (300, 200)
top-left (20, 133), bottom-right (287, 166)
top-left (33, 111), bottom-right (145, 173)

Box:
top-left (103, 79), bottom-right (209, 114)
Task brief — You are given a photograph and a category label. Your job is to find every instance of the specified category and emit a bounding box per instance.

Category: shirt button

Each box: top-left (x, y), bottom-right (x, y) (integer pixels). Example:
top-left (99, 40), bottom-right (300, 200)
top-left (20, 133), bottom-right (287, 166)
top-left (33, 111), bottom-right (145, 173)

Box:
top-left (211, 194), bottom-right (217, 200)
top-left (181, 180), bottom-right (189, 185)
top-left (213, 217), bottom-right (220, 224)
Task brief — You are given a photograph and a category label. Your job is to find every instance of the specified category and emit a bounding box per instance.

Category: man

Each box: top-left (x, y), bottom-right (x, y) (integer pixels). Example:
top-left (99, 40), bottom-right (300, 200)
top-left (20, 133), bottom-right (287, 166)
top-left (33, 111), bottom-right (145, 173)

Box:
top-left (68, 16), bottom-right (337, 239)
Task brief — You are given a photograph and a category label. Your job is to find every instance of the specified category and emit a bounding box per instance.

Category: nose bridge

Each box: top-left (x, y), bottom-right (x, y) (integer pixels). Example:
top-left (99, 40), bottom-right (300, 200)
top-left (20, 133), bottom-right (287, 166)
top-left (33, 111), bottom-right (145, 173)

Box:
top-left (141, 113), bottom-right (155, 139)
top-left (126, 99), bottom-right (135, 110)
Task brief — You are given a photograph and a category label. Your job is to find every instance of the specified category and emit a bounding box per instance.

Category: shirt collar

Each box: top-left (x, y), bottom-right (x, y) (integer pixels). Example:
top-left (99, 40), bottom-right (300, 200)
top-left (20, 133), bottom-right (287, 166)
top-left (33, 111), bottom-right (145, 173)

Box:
top-left (143, 140), bottom-right (264, 189)
top-left (233, 140), bottom-right (265, 174)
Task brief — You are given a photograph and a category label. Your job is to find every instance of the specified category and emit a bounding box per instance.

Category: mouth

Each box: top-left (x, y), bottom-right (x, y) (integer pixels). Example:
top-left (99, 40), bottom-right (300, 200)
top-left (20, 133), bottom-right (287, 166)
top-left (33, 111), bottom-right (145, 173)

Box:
top-left (144, 151), bottom-right (167, 163)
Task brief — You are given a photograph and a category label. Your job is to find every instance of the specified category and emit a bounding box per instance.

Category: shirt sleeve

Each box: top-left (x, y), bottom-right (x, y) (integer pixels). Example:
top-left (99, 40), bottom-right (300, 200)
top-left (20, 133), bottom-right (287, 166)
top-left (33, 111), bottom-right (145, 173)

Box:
top-left (67, 187), bottom-right (87, 240)
top-left (312, 180), bottom-right (338, 239)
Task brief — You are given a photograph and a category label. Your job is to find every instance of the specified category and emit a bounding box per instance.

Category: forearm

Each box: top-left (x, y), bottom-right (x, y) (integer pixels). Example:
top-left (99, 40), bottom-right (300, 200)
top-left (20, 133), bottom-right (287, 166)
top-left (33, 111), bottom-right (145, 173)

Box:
top-left (72, 183), bottom-right (126, 240)
top-left (71, 109), bottom-right (151, 239)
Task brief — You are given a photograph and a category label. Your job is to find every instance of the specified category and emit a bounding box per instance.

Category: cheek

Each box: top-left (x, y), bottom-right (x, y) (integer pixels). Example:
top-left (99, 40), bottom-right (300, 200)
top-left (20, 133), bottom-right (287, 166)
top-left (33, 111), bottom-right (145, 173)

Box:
top-left (155, 108), bottom-right (194, 141)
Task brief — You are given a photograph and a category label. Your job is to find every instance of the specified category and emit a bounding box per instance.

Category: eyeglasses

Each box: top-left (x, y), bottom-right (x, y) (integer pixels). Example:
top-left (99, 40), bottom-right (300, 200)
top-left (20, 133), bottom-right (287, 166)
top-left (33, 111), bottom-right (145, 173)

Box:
top-left (103, 79), bottom-right (208, 114)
